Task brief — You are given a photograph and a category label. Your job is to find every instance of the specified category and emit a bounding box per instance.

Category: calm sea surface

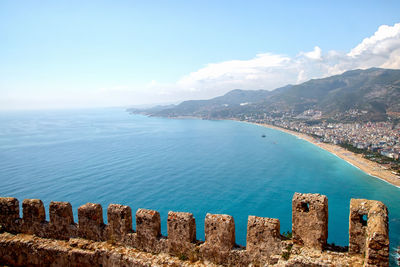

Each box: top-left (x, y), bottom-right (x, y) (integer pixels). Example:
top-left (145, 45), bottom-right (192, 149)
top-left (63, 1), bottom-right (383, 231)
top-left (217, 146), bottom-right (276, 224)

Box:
top-left (0, 108), bottom-right (399, 264)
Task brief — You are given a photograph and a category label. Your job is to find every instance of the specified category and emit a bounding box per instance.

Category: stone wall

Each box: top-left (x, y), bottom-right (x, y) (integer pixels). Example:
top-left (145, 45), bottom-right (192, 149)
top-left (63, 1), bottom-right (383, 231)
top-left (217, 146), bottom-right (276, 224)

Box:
top-left (292, 193), bottom-right (328, 251)
top-left (349, 199), bottom-right (390, 267)
top-left (0, 193), bottom-right (389, 266)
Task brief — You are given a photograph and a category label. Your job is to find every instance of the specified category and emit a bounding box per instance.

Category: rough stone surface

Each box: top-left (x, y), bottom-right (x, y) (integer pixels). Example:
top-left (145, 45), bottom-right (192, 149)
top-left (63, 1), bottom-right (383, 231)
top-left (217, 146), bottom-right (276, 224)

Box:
top-left (136, 208), bottom-right (161, 239)
top-left (168, 211), bottom-right (196, 243)
top-left (0, 232), bottom-right (367, 267)
top-left (107, 204), bottom-right (132, 241)
top-left (0, 194), bottom-right (389, 266)
top-left (246, 216), bottom-right (282, 263)
top-left (22, 199), bottom-right (45, 223)
top-left (49, 201), bottom-right (77, 240)
top-left (197, 214), bottom-right (237, 265)
top-left (0, 197), bottom-right (20, 233)
top-left (22, 199), bottom-right (46, 236)
top-left (204, 213), bottom-right (235, 251)
top-left (78, 203), bottom-right (105, 241)
top-left (136, 208), bottom-right (162, 251)
top-left (292, 193), bottom-right (328, 251)
top-left (349, 198), bottom-right (389, 267)
top-left (167, 211), bottom-right (196, 256)
top-left (364, 201), bottom-right (389, 267)
top-left (275, 243), bottom-right (364, 267)
top-left (0, 233), bottom-right (209, 267)
top-left (349, 198), bottom-right (370, 254)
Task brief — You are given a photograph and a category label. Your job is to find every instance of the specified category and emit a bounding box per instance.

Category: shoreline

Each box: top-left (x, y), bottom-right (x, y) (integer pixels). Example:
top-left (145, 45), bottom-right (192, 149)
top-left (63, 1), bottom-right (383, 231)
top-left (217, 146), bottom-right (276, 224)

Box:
top-left (131, 112), bottom-right (400, 188)
top-left (250, 122), bottom-right (400, 188)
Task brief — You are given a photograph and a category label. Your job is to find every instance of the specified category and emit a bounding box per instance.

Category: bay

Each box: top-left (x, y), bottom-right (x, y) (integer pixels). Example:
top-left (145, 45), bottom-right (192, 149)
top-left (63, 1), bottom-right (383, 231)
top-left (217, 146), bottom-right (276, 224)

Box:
top-left (0, 108), bottom-right (399, 264)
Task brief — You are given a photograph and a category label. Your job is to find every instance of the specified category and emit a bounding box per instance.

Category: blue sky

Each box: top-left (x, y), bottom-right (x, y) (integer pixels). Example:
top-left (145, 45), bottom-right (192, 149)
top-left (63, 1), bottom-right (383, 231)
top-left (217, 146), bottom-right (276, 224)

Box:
top-left (1, 1), bottom-right (400, 109)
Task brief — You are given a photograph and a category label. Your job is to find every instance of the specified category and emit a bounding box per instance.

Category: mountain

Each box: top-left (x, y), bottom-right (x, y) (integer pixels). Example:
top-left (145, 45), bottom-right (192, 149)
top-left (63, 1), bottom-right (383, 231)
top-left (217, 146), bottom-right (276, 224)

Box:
top-left (259, 68), bottom-right (400, 121)
top-left (129, 68), bottom-right (400, 122)
top-left (144, 89), bottom-right (276, 118)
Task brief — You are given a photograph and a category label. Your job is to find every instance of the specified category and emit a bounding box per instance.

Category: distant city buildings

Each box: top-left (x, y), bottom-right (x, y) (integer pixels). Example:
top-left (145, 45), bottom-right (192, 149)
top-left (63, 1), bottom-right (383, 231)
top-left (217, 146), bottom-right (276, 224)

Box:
top-left (241, 111), bottom-right (400, 173)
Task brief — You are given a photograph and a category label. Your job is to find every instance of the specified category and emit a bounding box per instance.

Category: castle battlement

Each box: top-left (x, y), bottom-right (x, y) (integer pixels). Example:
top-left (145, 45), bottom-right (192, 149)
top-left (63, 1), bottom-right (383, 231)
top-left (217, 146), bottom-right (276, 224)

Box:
top-left (0, 193), bottom-right (389, 266)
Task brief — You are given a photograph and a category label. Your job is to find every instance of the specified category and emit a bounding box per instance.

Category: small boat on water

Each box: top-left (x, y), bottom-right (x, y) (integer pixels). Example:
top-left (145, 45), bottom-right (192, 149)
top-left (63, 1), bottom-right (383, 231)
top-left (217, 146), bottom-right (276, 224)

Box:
top-left (261, 134), bottom-right (266, 138)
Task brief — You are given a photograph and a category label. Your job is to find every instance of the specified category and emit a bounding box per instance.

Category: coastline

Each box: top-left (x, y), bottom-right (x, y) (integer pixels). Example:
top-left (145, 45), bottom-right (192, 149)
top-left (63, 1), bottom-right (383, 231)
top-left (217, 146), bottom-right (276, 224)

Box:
top-left (251, 122), bottom-right (400, 188)
top-left (133, 112), bottom-right (400, 188)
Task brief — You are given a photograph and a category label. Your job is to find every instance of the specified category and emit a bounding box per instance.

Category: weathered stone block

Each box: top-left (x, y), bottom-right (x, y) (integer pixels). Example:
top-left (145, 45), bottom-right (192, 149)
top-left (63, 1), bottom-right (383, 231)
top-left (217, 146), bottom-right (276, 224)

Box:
top-left (21, 199), bottom-right (46, 236)
top-left (365, 218), bottom-right (389, 266)
top-left (135, 209), bottom-right (162, 252)
top-left (246, 216), bottom-right (282, 258)
top-left (204, 213), bottom-right (235, 251)
top-left (22, 199), bottom-right (45, 223)
top-left (78, 203), bottom-right (104, 241)
top-left (50, 201), bottom-right (74, 226)
top-left (107, 204), bottom-right (132, 241)
top-left (0, 197), bottom-right (20, 232)
top-left (49, 201), bottom-right (75, 239)
top-left (349, 198), bottom-right (370, 254)
top-left (167, 211), bottom-right (196, 243)
top-left (349, 199), bottom-right (389, 266)
top-left (136, 208), bottom-right (161, 240)
top-left (292, 193), bottom-right (328, 251)
top-left (167, 211), bottom-right (196, 255)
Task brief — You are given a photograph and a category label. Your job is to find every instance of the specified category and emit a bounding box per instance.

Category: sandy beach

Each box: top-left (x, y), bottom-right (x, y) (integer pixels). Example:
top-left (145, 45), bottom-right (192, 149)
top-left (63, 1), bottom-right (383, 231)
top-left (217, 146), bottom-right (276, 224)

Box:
top-left (253, 122), bottom-right (400, 188)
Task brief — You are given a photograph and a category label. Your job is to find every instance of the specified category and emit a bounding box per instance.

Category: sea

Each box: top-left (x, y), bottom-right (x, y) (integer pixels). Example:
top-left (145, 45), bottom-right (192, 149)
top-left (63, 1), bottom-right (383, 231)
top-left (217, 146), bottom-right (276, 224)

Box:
top-left (0, 108), bottom-right (399, 265)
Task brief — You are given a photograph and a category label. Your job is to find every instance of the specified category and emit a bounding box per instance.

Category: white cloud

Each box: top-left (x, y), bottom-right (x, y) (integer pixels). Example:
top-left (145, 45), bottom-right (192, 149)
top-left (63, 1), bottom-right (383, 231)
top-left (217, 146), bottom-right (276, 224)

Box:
top-left (348, 24), bottom-right (400, 57)
top-left (302, 46), bottom-right (322, 60)
top-left (58, 22), bottom-right (400, 108)
top-left (5, 22), bottom-right (400, 110)
top-left (152, 22), bottom-right (400, 101)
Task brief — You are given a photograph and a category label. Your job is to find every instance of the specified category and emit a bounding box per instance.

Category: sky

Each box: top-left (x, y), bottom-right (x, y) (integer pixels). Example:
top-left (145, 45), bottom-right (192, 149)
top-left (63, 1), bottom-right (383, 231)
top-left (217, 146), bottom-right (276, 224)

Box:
top-left (1, 1), bottom-right (400, 110)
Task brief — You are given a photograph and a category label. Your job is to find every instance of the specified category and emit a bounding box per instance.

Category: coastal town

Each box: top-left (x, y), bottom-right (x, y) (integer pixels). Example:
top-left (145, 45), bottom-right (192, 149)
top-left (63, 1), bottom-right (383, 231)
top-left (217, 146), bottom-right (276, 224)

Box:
top-left (241, 110), bottom-right (400, 177)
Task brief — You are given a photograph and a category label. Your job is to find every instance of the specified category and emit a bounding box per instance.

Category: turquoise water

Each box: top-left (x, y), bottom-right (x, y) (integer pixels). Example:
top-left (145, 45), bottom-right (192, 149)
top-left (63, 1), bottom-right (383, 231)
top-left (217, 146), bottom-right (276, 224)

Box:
top-left (0, 108), bottom-right (399, 264)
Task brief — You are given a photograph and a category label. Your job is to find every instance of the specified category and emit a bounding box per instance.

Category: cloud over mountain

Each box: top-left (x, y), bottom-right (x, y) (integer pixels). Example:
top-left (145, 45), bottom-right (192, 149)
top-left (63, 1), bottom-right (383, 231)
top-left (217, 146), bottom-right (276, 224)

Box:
top-left (16, 22), bottom-right (398, 109)
top-left (155, 23), bottom-right (400, 102)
